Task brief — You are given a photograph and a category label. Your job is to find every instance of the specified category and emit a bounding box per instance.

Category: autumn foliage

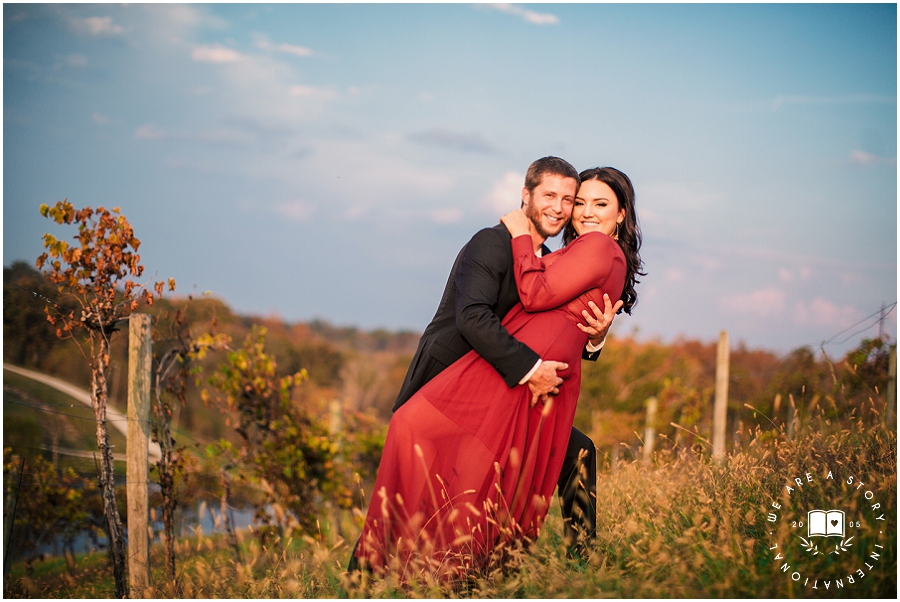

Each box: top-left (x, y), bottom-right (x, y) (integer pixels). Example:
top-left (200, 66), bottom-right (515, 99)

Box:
top-left (37, 200), bottom-right (174, 334)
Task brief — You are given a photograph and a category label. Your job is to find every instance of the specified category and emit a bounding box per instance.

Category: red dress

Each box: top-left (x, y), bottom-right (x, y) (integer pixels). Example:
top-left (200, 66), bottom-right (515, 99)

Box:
top-left (355, 231), bottom-right (626, 577)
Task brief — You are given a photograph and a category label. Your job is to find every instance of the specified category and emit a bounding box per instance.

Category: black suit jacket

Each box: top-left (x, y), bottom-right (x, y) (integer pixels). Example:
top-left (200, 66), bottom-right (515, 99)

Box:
top-left (393, 225), bottom-right (600, 412)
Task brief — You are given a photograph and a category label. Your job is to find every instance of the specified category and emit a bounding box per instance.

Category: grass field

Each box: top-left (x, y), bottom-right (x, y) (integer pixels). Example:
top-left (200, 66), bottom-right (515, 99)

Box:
top-left (5, 405), bottom-right (895, 599)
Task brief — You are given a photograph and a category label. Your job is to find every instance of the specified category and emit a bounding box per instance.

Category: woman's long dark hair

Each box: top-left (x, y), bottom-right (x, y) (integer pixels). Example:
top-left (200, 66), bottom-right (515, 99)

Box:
top-left (563, 166), bottom-right (645, 314)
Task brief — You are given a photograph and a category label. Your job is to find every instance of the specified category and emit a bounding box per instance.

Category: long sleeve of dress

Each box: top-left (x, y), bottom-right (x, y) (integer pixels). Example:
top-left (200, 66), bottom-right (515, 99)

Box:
top-left (510, 232), bottom-right (625, 312)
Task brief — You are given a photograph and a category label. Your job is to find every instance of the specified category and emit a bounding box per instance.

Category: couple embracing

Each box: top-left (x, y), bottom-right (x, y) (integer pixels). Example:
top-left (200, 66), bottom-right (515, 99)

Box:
top-left (350, 157), bottom-right (644, 579)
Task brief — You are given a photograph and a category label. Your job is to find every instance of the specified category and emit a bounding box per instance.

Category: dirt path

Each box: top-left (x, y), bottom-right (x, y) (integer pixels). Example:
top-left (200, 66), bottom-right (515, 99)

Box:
top-left (4, 363), bottom-right (161, 461)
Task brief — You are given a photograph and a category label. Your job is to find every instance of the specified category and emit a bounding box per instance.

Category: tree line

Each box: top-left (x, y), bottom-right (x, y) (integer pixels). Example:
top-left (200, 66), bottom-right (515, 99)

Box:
top-left (6, 262), bottom-right (893, 454)
top-left (6, 257), bottom-right (893, 472)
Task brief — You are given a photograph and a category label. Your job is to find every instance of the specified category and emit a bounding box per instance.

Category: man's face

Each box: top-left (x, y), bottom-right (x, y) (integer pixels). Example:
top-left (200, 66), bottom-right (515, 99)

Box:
top-left (522, 173), bottom-right (577, 240)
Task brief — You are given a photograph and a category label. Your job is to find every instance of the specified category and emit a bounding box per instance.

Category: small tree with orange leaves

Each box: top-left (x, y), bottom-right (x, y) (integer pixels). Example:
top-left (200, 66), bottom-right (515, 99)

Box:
top-left (37, 199), bottom-right (174, 597)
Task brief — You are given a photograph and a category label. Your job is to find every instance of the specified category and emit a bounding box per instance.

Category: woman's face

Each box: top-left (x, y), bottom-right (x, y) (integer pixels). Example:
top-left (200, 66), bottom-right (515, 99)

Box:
top-left (572, 179), bottom-right (625, 237)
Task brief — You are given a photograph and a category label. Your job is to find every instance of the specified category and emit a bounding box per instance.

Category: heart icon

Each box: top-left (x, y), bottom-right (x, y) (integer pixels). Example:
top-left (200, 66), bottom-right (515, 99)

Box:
top-left (831, 519), bottom-right (839, 527)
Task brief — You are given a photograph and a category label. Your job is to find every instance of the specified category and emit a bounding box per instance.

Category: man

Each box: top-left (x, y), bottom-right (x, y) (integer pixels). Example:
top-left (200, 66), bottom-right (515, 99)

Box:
top-left (391, 156), bottom-right (618, 554)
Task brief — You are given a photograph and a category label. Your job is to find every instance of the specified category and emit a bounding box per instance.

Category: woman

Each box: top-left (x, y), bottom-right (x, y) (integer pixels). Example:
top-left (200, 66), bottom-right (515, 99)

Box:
top-left (354, 166), bottom-right (643, 579)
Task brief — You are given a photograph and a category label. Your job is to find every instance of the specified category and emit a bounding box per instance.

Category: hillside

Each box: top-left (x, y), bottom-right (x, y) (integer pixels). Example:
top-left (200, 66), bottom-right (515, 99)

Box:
top-left (3, 368), bottom-right (128, 472)
top-left (3, 261), bottom-right (418, 443)
top-left (4, 260), bottom-right (894, 461)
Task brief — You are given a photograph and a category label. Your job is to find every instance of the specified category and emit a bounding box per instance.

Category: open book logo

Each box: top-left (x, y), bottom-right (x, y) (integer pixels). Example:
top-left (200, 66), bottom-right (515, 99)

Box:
top-left (807, 509), bottom-right (844, 538)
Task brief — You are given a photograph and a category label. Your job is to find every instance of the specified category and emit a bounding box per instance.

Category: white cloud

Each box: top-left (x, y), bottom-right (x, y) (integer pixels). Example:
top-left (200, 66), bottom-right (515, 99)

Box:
top-left (134, 122), bottom-right (270, 147)
top-left (125, 4), bottom-right (227, 49)
top-left (848, 149), bottom-right (897, 167)
top-left (192, 45), bottom-right (243, 64)
top-left (488, 4), bottom-right (559, 25)
top-left (640, 181), bottom-right (727, 211)
top-left (410, 128), bottom-right (496, 154)
top-left (222, 135), bottom-right (457, 220)
top-left (114, 14), bottom-right (335, 124)
top-left (178, 45), bottom-right (337, 122)
top-left (839, 271), bottom-right (866, 286)
top-left (306, 138), bottom-right (456, 205)
top-left (665, 268), bottom-right (685, 282)
top-left (154, 4), bottom-right (227, 31)
top-left (278, 43), bottom-right (313, 57)
top-left (64, 54), bottom-right (88, 67)
top-left (92, 112), bottom-right (111, 125)
top-left (135, 124), bottom-right (166, 140)
top-left (850, 150), bottom-right (879, 165)
top-left (720, 287), bottom-right (787, 318)
top-left (793, 298), bottom-right (862, 329)
top-left (690, 253), bottom-right (722, 272)
top-left (778, 266), bottom-right (811, 282)
top-left (637, 207), bottom-right (661, 225)
top-left (483, 171), bottom-right (523, 214)
top-left (431, 208), bottom-right (463, 224)
top-left (721, 285), bottom-right (865, 335)
top-left (343, 205), bottom-right (369, 221)
top-left (69, 16), bottom-right (126, 36)
top-left (289, 85), bottom-right (338, 100)
top-left (256, 37), bottom-right (313, 57)
top-left (274, 200), bottom-right (316, 221)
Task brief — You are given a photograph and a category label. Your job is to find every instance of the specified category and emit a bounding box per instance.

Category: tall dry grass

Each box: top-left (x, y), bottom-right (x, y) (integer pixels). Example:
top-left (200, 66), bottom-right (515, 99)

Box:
top-left (5, 404), bottom-right (895, 598)
top-left (586, 414), bottom-right (896, 598)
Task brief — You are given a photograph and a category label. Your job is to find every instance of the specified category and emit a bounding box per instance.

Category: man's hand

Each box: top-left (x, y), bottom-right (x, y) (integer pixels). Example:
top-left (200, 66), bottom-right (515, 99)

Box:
top-left (500, 208), bottom-right (531, 238)
top-left (577, 293), bottom-right (624, 347)
top-left (526, 360), bottom-right (568, 407)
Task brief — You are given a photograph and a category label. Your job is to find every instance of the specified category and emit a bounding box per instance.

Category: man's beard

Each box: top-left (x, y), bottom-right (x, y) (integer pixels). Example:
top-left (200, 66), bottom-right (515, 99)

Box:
top-left (524, 198), bottom-right (565, 239)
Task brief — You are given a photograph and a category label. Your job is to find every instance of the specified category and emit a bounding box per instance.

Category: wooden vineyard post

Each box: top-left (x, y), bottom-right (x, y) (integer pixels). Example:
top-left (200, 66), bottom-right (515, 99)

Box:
top-left (329, 399), bottom-right (344, 540)
top-left (127, 314), bottom-right (152, 595)
top-left (712, 330), bottom-right (730, 459)
top-left (887, 345), bottom-right (897, 431)
top-left (643, 397), bottom-right (658, 464)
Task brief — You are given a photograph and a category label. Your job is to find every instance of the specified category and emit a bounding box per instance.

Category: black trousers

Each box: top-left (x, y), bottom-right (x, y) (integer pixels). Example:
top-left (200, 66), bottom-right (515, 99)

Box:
top-left (557, 426), bottom-right (598, 549)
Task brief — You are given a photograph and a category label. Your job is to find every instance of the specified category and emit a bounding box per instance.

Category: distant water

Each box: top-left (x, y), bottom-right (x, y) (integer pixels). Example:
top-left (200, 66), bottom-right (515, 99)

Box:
top-left (13, 502), bottom-right (257, 561)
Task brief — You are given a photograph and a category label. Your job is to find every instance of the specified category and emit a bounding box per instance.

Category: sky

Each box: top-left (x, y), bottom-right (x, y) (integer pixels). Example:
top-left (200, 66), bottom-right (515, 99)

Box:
top-left (3, 2), bottom-right (897, 357)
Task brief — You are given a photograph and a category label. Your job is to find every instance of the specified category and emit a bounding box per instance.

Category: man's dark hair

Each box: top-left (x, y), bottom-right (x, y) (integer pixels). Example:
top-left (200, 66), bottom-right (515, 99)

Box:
top-left (524, 156), bottom-right (580, 193)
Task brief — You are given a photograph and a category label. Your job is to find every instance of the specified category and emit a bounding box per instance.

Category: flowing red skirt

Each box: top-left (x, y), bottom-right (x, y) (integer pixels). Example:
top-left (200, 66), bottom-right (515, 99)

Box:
top-left (355, 305), bottom-right (586, 578)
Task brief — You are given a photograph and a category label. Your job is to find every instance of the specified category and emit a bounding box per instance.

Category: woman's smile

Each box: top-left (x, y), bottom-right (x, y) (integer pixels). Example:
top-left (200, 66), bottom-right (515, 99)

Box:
top-left (572, 179), bottom-right (624, 237)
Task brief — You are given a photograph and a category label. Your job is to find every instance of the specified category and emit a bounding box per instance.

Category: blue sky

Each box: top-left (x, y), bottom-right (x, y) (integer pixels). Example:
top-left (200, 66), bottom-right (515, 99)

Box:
top-left (3, 3), bottom-right (897, 355)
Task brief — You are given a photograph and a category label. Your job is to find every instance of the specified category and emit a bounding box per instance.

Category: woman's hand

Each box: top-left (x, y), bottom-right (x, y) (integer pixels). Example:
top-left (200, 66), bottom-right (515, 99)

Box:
top-left (577, 294), bottom-right (624, 346)
top-left (500, 209), bottom-right (531, 238)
